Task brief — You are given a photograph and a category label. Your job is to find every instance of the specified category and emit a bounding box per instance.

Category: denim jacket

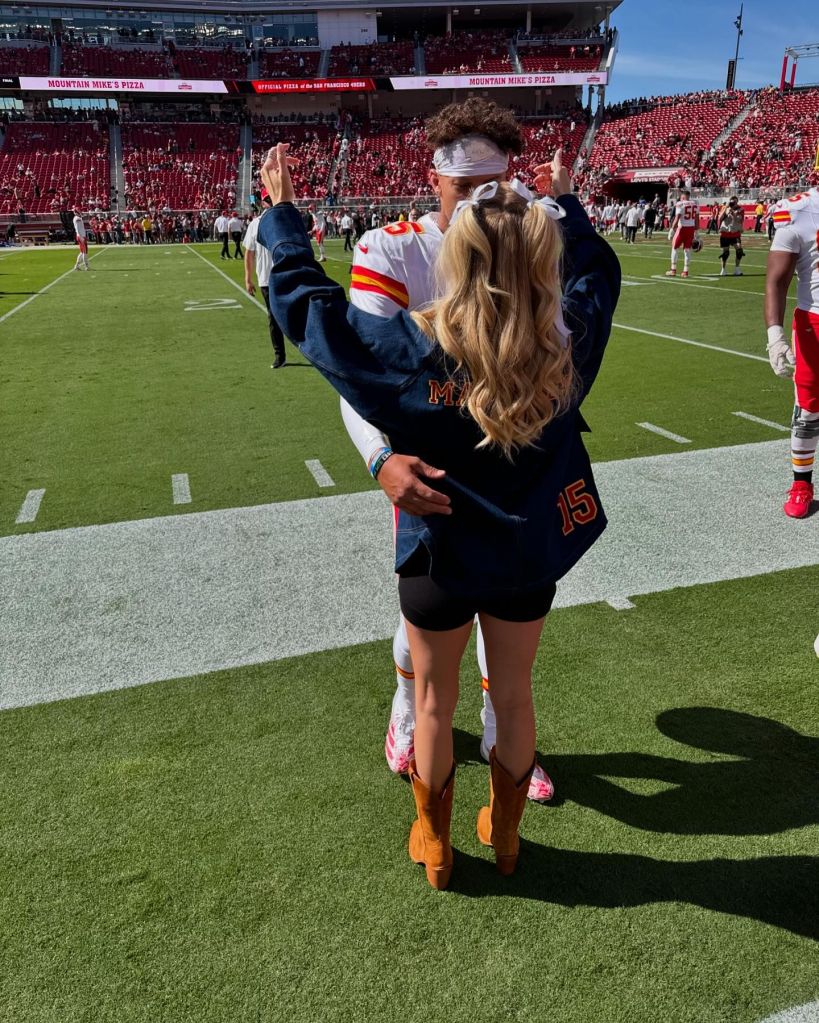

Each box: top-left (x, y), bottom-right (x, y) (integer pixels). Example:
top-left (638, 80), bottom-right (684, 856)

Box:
top-left (259, 195), bottom-right (620, 598)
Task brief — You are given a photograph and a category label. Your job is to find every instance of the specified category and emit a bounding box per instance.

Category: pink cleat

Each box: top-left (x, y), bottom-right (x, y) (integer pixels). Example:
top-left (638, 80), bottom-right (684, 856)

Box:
top-left (783, 480), bottom-right (814, 519)
top-left (480, 735), bottom-right (554, 802)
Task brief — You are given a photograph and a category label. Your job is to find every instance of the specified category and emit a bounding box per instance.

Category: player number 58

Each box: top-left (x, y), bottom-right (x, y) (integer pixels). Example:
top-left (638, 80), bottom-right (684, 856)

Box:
top-left (557, 479), bottom-right (598, 535)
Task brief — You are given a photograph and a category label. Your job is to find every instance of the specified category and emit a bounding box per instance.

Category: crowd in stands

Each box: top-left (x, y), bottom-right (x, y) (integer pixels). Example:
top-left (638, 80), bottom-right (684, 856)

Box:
top-left (424, 30), bottom-right (513, 75)
top-left (121, 123), bottom-right (239, 212)
top-left (0, 122), bottom-right (109, 215)
top-left (258, 47), bottom-right (321, 78)
top-left (517, 43), bottom-right (602, 73)
top-left (0, 42), bottom-right (49, 75)
top-left (251, 123), bottom-right (341, 200)
top-left (587, 90), bottom-right (748, 181)
top-left (339, 118), bottom-right (433, 198)
top-left (61, 43), bottom-right (170, 78)
top-left (329, 42), bottom-right (415, 77)
top-left (168, 42), bottom-right (249, 79)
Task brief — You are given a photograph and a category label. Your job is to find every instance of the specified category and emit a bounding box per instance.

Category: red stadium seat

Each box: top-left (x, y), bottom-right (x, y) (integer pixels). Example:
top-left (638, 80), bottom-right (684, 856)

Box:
top-left (0, 43), bottom-right (49, 76)
top-left (424, 31), bottom-right (513, 75)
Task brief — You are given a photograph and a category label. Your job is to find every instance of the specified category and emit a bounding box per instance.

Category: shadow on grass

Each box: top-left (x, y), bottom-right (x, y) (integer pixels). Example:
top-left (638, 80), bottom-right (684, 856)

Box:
top-left (544, 708), bottom-right (819, 836)
top-left (449, 844), bottom-right (819, 940)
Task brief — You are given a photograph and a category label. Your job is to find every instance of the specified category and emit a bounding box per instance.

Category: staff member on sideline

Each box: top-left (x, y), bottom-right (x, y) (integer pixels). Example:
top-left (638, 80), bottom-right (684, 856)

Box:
top-left (244, 188), bottom-right (287, 369)
top-left (214, 211), bottom-right (230, 260)
top-left (228, 211), bottom-right (244, 260)
top-left (258, 144), bottom-right (619, 890)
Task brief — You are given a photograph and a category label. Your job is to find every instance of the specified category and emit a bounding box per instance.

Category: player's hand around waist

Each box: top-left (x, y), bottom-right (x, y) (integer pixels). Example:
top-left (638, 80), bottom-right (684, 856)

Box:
top-left (377, 455), bottom-right (452, 516)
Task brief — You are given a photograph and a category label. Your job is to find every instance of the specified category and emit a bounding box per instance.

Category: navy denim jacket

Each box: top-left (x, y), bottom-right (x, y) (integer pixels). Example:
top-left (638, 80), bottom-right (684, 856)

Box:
top-left (259, 195), bottom-right (620, 598)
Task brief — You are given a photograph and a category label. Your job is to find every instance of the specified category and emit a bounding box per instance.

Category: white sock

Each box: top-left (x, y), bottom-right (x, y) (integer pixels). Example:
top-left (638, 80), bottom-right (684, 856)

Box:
top-left (683, 251), bottom-right (690, 271)
top-left (670, 251), bottom-right (678, 269)
top-left (392, 615), bottom-right (414, 682)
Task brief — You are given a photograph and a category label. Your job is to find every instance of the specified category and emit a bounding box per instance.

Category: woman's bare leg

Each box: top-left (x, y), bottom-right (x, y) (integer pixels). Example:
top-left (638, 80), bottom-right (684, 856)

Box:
top-left (475, 614), bottom-right (546, 781)
top-left (405, 620), bottom-right (473, 791)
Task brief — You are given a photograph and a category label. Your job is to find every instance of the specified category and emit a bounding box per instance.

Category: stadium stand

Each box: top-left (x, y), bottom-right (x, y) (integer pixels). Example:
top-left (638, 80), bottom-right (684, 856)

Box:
top-left (0, 121), bottom-right (110, 214)
top-left (517, 44), bottom-right (603, 73)
top-left (340, 118), bottom-right (432, 198)
top-left (251, 123), bottom-right (339, 198)
top-left (588, 91), bottom-right (748, 175)
top-left (257, 47), bottom-right (321, 79)
top-left (121, 123), bottom-right (239, 211)
top-left (61, 43), bottom-right (172, 78)
top-left (424, 31), bottom-right (513, 75)
top-left (0, 42), bottom-right (49, 75)
top-left (328, 42), bottom-right (415, 77)
top-left (712, 86), bottom-right (819, 190)
top-left (170, 45), bottom-right (249, 79)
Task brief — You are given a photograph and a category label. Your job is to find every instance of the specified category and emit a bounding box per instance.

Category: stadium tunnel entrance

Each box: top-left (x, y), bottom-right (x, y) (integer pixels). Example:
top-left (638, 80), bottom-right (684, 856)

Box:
top-left (599, 179), bottom-right (670, 203)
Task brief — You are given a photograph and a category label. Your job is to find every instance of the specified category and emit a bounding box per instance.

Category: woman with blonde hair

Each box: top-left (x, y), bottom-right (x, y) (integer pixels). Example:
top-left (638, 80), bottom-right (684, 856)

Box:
top-left (258, 144), bottom-right (620, 890)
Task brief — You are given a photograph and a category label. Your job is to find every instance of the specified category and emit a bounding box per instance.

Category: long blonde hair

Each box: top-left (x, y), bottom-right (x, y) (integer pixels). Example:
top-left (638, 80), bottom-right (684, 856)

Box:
top-left (412, 182), bottom-right (576, 458)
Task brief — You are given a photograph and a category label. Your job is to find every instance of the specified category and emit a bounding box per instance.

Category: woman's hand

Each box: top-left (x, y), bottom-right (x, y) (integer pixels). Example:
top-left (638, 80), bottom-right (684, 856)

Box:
top-left (532, 148), bottom-right (572, 199)
top-left (260, 143), bottom-right (299, 205)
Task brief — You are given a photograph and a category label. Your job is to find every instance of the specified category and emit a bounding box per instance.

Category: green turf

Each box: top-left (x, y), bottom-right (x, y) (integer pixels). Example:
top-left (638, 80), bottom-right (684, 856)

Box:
top-left (0, 567), bottom-right (816, 1022)
top-left (0, 236), bottom-right (799, 535)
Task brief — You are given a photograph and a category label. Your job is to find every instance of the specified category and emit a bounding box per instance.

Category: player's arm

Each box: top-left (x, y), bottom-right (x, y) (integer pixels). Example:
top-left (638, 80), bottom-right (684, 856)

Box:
top-left (346, 233), bottom-right (451, 515)
top-left (244, 245), bottom-right (256, 295)
top-left (764, 247), bottom-right (798, 377)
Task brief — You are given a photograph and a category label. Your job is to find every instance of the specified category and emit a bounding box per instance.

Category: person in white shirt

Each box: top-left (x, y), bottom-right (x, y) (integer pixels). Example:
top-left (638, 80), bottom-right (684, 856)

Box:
top-left (228, 212), bottom-right (244, 259)
top-left (340, 211), bottom-right (353, 252)
top-left (214, 212), bottom-right (230, 260)
top-left (625, 202), bottom-right (641, 244)
top-left (72, 209), bottom-right (89, 271)
top-left (244, 190), bottom-right (287, 369)
top-left (313, 208), bottom-right (327, 262)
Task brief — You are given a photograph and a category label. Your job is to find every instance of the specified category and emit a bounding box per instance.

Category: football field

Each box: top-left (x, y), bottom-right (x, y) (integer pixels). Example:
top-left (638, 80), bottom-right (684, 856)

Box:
top-left (0, 234), bottom-right (817, 1023)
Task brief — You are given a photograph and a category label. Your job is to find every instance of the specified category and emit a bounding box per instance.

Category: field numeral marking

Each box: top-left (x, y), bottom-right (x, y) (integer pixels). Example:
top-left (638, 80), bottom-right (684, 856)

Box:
top-left (184, 298), bottom-right (241, 312)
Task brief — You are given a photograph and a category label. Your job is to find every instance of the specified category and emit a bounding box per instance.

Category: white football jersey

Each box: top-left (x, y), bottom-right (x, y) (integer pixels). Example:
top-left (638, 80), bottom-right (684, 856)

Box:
top-left (674, 199), bottom-right (699, 228)
top-left (349, 213), bottom-right (444, 315)
top-left (72, 215), bottom-right (86, 240)
top-left (770, 188), bottom-right (819, 314)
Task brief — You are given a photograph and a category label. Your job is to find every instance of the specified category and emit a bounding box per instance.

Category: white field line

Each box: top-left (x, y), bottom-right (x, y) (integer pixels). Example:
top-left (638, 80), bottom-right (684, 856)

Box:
top-left (305, 459), bottom-right (335, 487)
top-left (613, 322), bottom-right (769, 363)
top-left (171, 473), bottom-right (192, 505)
top-left (621, 272), bottom-right (773, 298)
top-left (606, 596), bottom-right (635, 610)
top-left (0, 248), bottom-right (106, 327)
top-left (637, 422), bottom-right (691, 444)
top-left (15, 489), bottom-right (45, 524)
top-left (3, 438), bottom-right (812, 711)
top-left (733, 411), bottom-right (790, 433)
top-left (184, 244), bottom-right (268, 313)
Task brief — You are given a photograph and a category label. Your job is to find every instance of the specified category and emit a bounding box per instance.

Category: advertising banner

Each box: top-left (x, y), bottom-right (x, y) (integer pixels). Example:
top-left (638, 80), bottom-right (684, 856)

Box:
top-left (388, 71), bottom-right (607, 90)
top-left (250, 77), bottom-right (376, 94)
top-left (18, 76), bottom-right (229, 94)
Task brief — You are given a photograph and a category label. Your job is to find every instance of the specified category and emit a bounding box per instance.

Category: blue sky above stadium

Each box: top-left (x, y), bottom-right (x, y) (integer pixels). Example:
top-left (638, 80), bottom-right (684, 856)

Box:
top-left (606, 0), bottom-right (818, 103)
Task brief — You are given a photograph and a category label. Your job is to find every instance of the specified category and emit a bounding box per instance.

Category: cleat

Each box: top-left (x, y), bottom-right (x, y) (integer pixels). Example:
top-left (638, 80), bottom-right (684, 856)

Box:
top-left (665, 269), bottom-right (676, 277)
top-left (733, 268), bottom-right (743, 276)
top-left (719, 267), bottom-right (727, 276)
top-left (783, 480), bottom-right (814, 518)
top-left (681, 270), bottom-right (689, 278)
top-left (480, 735), bottom-right (554, 802)
top-left (385, 684), bottom-right (415, 774)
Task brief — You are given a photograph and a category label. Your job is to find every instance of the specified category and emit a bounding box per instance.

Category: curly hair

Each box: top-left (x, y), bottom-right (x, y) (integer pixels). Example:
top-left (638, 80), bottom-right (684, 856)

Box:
top-left (424, 98), bottom-right (523, 157)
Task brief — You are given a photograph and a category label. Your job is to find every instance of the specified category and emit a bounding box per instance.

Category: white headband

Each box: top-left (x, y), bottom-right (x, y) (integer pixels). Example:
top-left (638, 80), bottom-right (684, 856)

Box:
top-left (449, 179), bottom-right (570, 348)
top-left (432, 133), bottom-right (510, 177)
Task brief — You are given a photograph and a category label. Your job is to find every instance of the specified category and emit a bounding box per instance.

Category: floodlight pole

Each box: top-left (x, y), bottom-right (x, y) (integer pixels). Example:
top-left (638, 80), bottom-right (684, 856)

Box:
top-left (733, 4), bottom-right (743, 78)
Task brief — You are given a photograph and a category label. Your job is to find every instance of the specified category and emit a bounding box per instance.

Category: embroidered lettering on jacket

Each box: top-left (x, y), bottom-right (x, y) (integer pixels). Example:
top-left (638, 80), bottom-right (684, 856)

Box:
top-left (428, 379), bottom-right (471, 406)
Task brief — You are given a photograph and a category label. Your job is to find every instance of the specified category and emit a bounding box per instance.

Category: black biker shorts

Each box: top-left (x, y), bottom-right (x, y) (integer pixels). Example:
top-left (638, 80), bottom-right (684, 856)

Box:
top-left (397, 547), bottom-right (557, 632)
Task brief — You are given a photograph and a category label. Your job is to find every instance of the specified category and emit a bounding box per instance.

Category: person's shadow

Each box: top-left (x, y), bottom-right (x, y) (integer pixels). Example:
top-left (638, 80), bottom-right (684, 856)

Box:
top-left (447, 709), bottom-right (819, 939)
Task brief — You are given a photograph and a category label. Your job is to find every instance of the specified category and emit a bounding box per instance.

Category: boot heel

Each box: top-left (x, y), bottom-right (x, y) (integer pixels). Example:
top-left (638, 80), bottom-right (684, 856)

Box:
top-left (425, 864), bottom-right (452, 889)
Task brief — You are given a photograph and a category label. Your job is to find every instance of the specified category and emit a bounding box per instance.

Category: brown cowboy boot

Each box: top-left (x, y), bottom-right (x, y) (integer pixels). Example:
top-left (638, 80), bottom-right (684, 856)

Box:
top-left (408, 761), bottom-right (455, 890)
top-left (477, 747), bottom-right (535, 875)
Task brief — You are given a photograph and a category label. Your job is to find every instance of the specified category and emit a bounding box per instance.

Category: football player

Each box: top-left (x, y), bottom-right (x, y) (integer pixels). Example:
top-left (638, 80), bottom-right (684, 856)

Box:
top-left (342, 99), bottom-right (557, 802)
top-left (764, 187), bottom-right (819, 519)
top-left (72, 208), bottom-right (89, 271)
top-left (665, 189), bottom-right (699, 278)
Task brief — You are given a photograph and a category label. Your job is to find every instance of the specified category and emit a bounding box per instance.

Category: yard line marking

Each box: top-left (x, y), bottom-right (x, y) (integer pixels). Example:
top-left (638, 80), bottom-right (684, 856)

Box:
top-left (171, 474), bottom-right (192, 505)
top-left (184, 245), bottom-right (267, 312)
top-left (607, 596), bottom-right (635, 610)
top-left (733, 411), bottom-right (790, 432)
top-left (15, 489), bottom-right (45, 524)
top-left (305, 459), bottom-right (335, 488)
top-left (637, 422), bottom-right (692, 444)
top-left (0, 248), bottom-right (106, 327)
top-left (614, 322), bottom-right (769, 363)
